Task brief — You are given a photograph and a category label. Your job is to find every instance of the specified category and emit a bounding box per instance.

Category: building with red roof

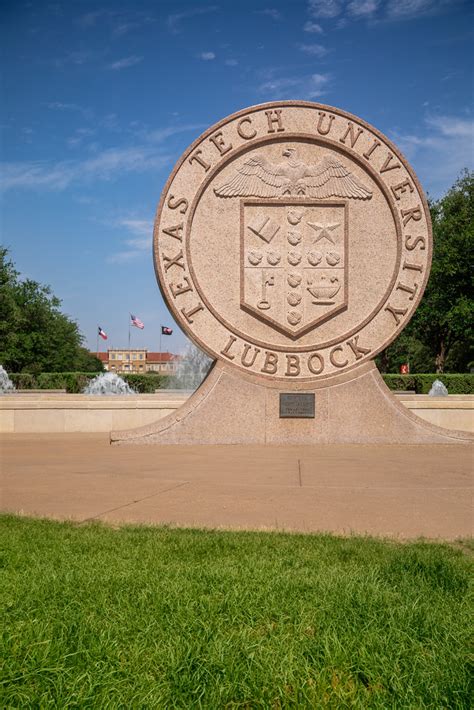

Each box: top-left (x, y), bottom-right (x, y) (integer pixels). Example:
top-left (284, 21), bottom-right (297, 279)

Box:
top-left (91, 349), bottom-right (180, 375)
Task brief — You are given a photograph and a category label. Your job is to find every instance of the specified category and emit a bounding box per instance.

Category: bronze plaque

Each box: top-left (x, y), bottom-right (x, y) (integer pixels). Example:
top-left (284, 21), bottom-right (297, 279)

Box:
top-left (279, 393), bottom-right (315, 418)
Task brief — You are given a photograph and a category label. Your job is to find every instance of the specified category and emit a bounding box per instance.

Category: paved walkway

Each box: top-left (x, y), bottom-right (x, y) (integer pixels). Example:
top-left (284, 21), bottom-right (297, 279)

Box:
top-left (1, 434), bottom-right (472, 539)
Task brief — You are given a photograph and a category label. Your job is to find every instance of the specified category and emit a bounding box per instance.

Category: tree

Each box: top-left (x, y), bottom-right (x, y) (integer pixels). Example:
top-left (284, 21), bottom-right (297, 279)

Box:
top-left (379, 170), bottom-right (473, 373)
top-left (74, 348), bottom-right (104, 373)
top-left (376, 332), bottom-right (433, 374)
top-left (0, 247), bottom-right (100, 373)
top-left (0, 248), bottom-right (22, 369)
top-left (415, 170), bottom-right (473, 372)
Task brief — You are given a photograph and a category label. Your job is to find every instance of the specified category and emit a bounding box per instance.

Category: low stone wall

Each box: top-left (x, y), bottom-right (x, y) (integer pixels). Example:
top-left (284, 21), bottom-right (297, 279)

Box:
top-left (393, 394), bottom-right (474, 433)
top-left (0, 393), bottom-right (189, 434)
top-left (0, 392), bottom-right (472, 434)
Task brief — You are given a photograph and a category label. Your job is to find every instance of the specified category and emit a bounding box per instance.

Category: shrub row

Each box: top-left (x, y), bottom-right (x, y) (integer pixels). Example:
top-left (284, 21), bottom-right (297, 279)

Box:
top-left (9, 372), bottom-right (473, 394)
top-left (382, 373), bottom-right (474, 394)
top-left (9, 372), bottom-right (166, 393)
top-left (121, 374), bottom-right (165, 394)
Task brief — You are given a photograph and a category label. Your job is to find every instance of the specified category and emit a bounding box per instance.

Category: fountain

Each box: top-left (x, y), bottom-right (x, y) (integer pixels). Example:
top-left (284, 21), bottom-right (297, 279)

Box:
top-left (165, 342), bottom-right (212, 391)
top-left (0, 365), bottom-right (15, 394)
top-left (428, 379), bottom-right (448, 397)
top-left (82, 372), bottom-right (136, 395)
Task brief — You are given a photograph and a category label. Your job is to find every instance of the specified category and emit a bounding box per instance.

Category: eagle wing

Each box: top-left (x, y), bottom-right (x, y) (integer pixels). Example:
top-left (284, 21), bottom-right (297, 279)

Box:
top-left (303, 156), bottom-right (372, 200)
top-left (214, 155), bottom-right (290, 198)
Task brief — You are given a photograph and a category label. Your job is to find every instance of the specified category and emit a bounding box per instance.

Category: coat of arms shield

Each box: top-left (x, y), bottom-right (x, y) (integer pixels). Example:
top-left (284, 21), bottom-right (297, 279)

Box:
top-left (241, 200), bottom-right (348, 338)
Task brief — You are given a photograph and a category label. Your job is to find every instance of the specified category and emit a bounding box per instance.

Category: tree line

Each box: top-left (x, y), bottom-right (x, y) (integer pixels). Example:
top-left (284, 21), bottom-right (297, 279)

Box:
top-left (1, 170), bottom-right (472, 375)
top-left (377, 169), bottom-right (473, 373)
top-left (0, 248), bottom-right (102, 374)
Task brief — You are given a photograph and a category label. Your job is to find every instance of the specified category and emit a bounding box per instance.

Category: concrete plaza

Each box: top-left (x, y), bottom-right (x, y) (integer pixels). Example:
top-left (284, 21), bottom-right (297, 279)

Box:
top-left (1, 433), bottom-right (472, 539)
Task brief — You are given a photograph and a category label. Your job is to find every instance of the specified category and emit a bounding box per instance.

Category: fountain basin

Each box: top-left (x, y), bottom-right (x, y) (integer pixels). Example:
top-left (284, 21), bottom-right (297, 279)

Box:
top-left (0, 392), bottom-right (472, 434)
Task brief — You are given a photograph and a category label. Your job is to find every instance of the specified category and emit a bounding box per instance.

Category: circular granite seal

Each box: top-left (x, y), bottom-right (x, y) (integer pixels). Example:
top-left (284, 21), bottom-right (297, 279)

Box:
top-left (154, 102), bottom-right (432, 382)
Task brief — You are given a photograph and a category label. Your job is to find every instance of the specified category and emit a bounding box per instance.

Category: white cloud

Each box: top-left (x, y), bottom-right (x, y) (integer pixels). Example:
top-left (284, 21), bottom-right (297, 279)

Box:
top-left (297, 43), bottom-right (328, 57)
top-left (77, 10), bottom-right (106, 27)
top-left (0, 147), bottom-right (170, 192)
top-left (0, 123), bottom-right (203, 192)
top-left (46, 102), bottom-right (94, 120)
top-left (425, 115), bottom-right (473, 138)
top-left (304, 20), bottom-right (324, 32)
top-left (112, 21), bottom-right (140, 37)
top-left (305, 0), bottom-right (453, 25)
top-left (77, 9), bottom-right (154, 37)
top-left (258, 72), bottom-right (330, 100)
top-left (67, 127), bottom-right (95, 148)
top-left (54, 49), bottom-right (100, 67)
top-left (347, 0), bottom-right (379, 16)
top-left (167, 6), bottom-right (218, 33)
top-left (107, 55), bottom-right (143, 70)
top-left (106, 218), bottom-right (153, 263)
top-left (199, 51), bottom-right (216, 60)
top-left (308, 0), bottom-right (343, 18)
top-left (385, 0), bottom-right (444, 19)
top-left (257, 8), bottom-right (282, 20)
top-left (106, 249), bottom-right (144, 264)
top-left (392, 114), bottom-right (474, 197)
top-left (142, 124), bottom-right (206, 143)
top-left (225, 59), bottom-right (238, 66)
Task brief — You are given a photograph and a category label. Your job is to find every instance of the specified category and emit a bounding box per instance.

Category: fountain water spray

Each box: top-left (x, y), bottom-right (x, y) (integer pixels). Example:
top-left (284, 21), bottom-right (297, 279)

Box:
top-left (0, 365), bottom-right (15, 394)
top-left (165, 342), bottom-right (212, 390)
top-left (83, 372), bottom-right (136, 395)
top-left (428, 379), bottom-right (448, 397)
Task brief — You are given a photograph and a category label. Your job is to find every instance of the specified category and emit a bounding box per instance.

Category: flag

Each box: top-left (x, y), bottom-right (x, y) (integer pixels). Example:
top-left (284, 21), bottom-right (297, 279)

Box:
top-left (98, 326), bottom-right (108, 340)
top-left (131, 314), bottom-right (144, 329)
top-left (161, 326), bottom-right (173, 335)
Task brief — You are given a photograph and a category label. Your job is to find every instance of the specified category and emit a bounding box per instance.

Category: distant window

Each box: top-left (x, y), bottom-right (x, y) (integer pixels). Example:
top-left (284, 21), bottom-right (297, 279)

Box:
top-left (126, 353), bottom-right (130, 360)
top-left (110, 353), bottom-right (115, 360)
top-left (139, 353), bottom-right (144, 360)
top-left (117, 353), bottom-right (123, 360)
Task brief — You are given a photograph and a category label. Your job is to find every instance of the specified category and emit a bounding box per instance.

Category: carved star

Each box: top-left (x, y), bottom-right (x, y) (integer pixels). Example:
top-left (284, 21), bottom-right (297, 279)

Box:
top-left (307, 222), bottom-right (340, 244)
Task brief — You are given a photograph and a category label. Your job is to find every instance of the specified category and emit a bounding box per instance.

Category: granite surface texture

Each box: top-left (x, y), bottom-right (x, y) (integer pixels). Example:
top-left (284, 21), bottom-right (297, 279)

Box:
top-left (114, 101), bottom-right (471, 445)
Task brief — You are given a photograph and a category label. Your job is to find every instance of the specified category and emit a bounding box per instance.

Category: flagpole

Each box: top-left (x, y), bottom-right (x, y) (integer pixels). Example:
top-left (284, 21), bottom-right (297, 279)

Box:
top-left (96, 327), bottom-right (99, 357)
top-left (159, 325), bottom-right (162, 360)
top-left (128, 314), bottom-right (131, 352)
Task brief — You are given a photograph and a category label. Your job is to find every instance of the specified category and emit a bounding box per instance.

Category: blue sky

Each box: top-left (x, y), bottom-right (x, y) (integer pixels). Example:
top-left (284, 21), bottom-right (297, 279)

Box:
top-left (1, 0), bottom-right (473, 353)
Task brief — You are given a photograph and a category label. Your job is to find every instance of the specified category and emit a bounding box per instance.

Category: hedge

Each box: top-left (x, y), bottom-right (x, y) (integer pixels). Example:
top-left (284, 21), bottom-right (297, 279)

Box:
top-left (382, 374), bottom-right (474, 394)
top-left (8, 372), bottom-right (473, 394)
top-left (122, 374), bottom-right (164, 393)
top-left (8, 372), bottom-right (166, 393)
top-left (8, 373), bottom-right (36, 389)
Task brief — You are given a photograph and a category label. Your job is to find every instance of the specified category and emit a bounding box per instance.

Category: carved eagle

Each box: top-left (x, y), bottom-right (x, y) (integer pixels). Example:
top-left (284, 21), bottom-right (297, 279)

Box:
top-left (214, 148), bottom-right (372, 200)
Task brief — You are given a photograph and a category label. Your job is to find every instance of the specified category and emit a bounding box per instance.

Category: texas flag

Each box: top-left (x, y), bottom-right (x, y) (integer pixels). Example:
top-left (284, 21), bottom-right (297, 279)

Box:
top-left (161, 326), bottom-right (173, 335)
top-left (98, 326), bottom-right (108, 340)
top-left (131, 314), bottom-right (144, 329)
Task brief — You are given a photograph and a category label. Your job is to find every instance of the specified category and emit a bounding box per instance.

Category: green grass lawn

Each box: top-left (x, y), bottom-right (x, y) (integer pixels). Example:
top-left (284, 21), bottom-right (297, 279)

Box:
top-left (1, 515), bottom-right (472, 708)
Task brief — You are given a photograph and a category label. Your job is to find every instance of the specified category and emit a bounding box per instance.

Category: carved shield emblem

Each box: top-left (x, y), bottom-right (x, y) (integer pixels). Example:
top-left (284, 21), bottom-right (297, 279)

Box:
top-left (241, 200), bottom-right (348, 338)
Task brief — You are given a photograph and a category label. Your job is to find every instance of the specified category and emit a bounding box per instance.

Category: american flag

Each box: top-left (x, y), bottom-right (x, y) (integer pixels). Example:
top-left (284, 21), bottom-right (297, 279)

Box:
top-left (130, 314), bottom-right (144, 329)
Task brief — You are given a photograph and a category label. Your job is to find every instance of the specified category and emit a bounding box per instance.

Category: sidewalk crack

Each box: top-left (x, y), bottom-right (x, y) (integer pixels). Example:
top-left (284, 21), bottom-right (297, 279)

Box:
top-left (79, 481), bottom-right (190, 523)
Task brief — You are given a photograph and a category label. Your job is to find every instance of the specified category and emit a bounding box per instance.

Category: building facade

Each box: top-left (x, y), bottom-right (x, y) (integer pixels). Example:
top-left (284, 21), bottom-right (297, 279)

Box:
top-left (95, 350), bottom-right (180, 375)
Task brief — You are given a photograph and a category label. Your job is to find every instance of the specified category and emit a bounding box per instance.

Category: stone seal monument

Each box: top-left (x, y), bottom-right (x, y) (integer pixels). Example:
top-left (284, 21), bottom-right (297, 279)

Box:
top-left (112, 101), bottom-right (470, 445)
